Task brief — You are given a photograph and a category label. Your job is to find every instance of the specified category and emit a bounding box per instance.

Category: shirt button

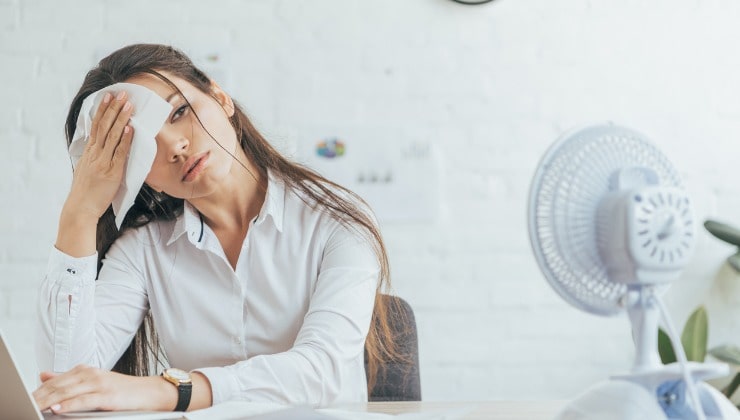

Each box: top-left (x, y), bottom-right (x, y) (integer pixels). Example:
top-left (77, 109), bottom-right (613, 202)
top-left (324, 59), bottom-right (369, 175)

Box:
top-left (235, 337), bottom-right (242, 344)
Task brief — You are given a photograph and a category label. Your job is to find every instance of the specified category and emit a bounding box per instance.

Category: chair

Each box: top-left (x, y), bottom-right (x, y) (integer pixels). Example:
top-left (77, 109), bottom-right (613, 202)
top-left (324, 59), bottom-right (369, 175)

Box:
top-left (364, 295), bottom-right (421, 401)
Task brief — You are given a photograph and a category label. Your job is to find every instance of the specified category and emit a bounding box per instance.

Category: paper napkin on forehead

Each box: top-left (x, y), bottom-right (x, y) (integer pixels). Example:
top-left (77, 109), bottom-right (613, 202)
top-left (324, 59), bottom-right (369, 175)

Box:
top-left (69, 82), bottom-right (172, 229)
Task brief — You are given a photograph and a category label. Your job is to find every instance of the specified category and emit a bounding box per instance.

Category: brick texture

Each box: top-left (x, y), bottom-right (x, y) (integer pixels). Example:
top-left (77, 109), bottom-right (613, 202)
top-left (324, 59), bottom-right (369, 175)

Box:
top-left (2, 0), bottom-right (740, 402)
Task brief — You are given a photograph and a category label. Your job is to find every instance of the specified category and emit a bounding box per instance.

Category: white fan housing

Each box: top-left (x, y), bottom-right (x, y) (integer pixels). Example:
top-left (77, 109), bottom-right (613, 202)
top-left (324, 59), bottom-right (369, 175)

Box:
top-left (596, 175), bottom-right (694, 285)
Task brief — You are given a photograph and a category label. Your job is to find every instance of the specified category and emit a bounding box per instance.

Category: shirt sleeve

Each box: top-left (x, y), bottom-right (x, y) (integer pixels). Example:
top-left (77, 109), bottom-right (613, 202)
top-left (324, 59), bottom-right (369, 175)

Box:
top-left (194, 221), bottom-right (379, 406)
top-left (36, 234), bottom-right (150, 373)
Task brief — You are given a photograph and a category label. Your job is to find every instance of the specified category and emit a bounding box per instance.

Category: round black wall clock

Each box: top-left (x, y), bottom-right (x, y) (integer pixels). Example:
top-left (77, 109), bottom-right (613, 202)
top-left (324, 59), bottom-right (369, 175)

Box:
top-left (449, 0), bottom-right (494, 4)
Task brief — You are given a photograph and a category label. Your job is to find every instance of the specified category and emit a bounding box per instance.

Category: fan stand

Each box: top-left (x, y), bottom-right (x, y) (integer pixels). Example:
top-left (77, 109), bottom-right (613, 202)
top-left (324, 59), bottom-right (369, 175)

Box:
top-left (626, 286), bottom-right (662, 372)
top-left (556, 286), bottom-right (738, 419)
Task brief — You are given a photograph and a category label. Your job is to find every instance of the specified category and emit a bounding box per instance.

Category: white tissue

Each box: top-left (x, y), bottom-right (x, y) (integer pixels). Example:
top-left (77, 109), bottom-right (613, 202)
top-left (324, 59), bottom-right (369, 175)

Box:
top-left (69, 82), bottom-right (172, 229)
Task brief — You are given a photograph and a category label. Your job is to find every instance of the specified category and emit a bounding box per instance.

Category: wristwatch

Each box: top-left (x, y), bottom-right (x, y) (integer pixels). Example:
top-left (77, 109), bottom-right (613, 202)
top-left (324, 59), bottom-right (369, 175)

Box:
top-left (161, 368), bottom-right (192, 412)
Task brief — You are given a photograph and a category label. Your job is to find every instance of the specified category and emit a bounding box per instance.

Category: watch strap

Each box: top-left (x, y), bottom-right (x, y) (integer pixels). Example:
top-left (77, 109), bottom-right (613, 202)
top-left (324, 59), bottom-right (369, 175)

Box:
top-left (174, 381), bottom-right (192, 412)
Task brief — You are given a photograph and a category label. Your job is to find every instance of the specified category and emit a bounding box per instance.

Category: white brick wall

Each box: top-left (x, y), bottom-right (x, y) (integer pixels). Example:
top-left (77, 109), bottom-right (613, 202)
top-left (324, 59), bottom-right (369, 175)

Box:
top-left (2, 0), bottom-right (740, 403)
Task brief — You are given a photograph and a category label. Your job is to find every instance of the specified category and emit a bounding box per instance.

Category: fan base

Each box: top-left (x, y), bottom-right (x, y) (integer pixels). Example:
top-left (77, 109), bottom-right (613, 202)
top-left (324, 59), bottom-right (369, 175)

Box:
top-left (555, 363), bottom-right (740, 420)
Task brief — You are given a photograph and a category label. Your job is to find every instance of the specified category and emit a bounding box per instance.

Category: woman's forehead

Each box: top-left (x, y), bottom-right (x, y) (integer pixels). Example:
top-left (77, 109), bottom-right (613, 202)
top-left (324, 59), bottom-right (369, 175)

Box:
top-left (124, 72), bottom-right (191, 102)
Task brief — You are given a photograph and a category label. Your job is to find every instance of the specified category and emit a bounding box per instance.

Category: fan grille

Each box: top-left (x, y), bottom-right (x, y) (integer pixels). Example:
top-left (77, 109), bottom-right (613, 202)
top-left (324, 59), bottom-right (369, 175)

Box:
top-left (529, 124), bottom-right (682, 315)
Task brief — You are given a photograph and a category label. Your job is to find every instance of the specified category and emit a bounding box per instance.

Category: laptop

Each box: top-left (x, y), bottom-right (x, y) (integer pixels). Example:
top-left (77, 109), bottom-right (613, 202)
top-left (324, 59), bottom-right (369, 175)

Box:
top-left (0, 331), bottom-right (183, 420)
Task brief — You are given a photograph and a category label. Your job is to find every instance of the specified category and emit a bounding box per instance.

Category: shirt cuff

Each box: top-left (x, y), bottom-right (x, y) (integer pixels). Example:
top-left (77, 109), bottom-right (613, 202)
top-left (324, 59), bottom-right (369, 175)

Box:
top-left (193, 366), bottom-right (242, 405)
top-left (47, 246), bottom-right (98, 282)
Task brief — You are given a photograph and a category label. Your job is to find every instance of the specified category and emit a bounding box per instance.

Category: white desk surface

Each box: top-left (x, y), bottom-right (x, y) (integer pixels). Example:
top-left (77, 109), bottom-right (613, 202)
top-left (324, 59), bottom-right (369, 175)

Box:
top-left (44, 400), bottom-right (565, 420)
top-left (335, 400), bottom-right (565, 419)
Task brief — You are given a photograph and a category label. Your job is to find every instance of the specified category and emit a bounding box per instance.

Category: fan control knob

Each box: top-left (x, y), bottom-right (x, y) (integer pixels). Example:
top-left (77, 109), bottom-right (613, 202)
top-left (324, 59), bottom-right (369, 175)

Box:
top-left (630, 189), bottom-right (694, 269)
top-left (597, 186), bottom-right (695, 285)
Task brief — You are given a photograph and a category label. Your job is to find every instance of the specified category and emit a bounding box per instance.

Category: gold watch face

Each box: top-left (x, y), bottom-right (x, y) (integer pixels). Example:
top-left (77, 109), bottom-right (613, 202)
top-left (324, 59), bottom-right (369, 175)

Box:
top-left (165, 368), bottom-right (191, 383)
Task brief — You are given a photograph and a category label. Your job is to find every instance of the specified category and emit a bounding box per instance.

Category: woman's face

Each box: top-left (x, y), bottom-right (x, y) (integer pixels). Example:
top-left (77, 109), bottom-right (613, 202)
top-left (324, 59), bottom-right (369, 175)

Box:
top-left (126, 71), bottom-right (240, 200)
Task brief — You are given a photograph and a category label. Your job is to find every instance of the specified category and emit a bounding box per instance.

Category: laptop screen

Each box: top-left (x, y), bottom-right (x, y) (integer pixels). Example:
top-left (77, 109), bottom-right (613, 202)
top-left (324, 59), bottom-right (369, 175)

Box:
top-left (0, 330), bottom-right (43, 420)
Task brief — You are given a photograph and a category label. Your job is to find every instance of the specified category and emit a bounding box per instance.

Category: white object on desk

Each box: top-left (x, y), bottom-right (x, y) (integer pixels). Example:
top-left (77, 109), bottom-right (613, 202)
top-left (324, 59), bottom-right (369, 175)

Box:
top-left (184, 401), bottom-right (473, 420)
top-left (56, 412), bottom-right (183, 420)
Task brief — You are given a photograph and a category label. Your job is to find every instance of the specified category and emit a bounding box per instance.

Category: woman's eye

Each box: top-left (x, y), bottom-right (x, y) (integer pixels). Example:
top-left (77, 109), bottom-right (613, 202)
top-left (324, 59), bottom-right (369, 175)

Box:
top-left (171, 104), bottom-right (189, 122)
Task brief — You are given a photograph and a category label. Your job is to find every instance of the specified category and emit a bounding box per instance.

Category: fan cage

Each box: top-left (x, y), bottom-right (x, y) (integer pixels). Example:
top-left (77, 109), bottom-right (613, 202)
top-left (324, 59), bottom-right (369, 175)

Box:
top-left (528, 123), bottom-right (682, 316)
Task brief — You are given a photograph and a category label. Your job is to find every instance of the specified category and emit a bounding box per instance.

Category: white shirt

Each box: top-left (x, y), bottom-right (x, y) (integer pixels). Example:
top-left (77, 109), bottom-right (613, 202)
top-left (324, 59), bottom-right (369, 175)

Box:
top-left (36, 172), bottom-right (379, 406)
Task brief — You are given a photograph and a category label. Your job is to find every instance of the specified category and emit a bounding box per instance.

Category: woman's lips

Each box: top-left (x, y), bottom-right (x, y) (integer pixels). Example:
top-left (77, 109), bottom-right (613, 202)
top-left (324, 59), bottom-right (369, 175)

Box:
top-left (182, 152), bottom-right (210, 182)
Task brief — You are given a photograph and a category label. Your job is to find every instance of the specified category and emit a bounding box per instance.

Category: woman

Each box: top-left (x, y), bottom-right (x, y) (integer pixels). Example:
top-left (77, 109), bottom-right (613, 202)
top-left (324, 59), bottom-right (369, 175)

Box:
top-left (33, 44), bottom-right (400, 414)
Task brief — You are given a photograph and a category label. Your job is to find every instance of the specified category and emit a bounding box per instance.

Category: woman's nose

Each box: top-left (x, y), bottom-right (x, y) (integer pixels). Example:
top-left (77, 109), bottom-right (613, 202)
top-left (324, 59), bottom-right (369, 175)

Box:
top-left (156, 132), bottom-right (189, 163)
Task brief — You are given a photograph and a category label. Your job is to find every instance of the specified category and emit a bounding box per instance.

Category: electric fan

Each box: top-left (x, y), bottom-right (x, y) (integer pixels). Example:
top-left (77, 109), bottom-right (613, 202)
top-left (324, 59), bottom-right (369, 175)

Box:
top-left (528, 122), bottom-right (740, 419)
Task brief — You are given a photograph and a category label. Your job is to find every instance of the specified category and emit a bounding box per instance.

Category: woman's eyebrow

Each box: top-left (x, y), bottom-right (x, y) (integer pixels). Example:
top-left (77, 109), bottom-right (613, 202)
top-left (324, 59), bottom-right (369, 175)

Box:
top-left (165, 91), bottom-right (180, 103)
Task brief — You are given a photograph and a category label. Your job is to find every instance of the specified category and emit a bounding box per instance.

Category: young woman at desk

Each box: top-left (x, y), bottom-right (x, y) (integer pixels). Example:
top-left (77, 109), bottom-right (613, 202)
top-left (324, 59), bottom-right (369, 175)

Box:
top-left (33, 44), bottom-right (398, 414)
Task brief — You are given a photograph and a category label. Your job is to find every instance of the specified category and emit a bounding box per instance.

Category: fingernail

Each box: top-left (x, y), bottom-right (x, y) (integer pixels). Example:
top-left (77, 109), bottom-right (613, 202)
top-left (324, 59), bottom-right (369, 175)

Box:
top-left (51, 404), bottom-right (61, 412)
top-left (124, 125), bottom-right (130, 134)
top-left (123, 101), bottom-right (131, 111)
top-left (103, 93), bottom-right (111, 104)
top-left (116, 91), bottom-right (126, 101)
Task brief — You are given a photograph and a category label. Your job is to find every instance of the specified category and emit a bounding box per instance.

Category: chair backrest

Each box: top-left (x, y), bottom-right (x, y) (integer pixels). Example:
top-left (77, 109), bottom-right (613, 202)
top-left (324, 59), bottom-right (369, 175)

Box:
top-left (364, 295), bottom-right (421, 401)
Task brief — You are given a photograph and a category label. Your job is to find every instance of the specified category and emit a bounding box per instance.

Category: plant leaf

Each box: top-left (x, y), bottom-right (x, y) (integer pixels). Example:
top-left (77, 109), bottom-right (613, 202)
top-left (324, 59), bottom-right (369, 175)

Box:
top-left (682, 306), bottom-right (708, 362)
top-left (709, 345), bottom-right (740, 365)
top-left (658, 327), bottom-right (677, 364)
top-left (723, 373), bottom-right (740, 400)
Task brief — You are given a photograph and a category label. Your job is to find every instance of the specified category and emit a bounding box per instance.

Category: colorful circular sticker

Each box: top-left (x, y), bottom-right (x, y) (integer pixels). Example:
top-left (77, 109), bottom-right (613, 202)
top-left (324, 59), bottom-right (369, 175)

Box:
top-left (315, 138), bottom-right (346, 159)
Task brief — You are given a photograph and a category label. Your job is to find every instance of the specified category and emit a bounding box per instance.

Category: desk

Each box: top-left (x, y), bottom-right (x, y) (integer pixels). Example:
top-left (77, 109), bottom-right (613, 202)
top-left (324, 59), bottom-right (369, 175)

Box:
top-left (45, 401), bottom-right (565, 419)
top-left (335, 401), bottom-right (565, 419)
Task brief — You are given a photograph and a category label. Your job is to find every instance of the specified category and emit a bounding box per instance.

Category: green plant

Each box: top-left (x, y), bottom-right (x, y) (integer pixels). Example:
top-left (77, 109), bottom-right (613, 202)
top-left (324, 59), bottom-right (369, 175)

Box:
top-left (658, 306), bottom-right (708, 363)
top-left (658, 305), bottom-right (740, 403)
top-left (708, 345), bottom-right (740, 400)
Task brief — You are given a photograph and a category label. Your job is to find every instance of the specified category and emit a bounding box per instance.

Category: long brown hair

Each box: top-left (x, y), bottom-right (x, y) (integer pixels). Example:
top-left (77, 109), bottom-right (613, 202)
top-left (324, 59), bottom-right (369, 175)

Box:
top-left (63, 44), bottom-right (404, 394)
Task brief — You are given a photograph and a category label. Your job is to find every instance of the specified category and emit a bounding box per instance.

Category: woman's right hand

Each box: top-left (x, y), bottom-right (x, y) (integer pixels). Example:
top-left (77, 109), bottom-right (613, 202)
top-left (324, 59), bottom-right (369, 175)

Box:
top-left (56, 90), bottom-right (135, 257)
top-left (66, 90), bottom-right (135, 221)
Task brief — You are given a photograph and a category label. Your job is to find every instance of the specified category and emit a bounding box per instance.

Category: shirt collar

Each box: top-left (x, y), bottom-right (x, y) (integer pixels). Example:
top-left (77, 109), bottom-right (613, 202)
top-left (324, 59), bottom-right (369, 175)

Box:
top-left (167, 169), bottom-right (285, 246)
top-left (167, 201), bottom-right (203, 246)
top-left (258, 169), bottom-right (285, 233)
